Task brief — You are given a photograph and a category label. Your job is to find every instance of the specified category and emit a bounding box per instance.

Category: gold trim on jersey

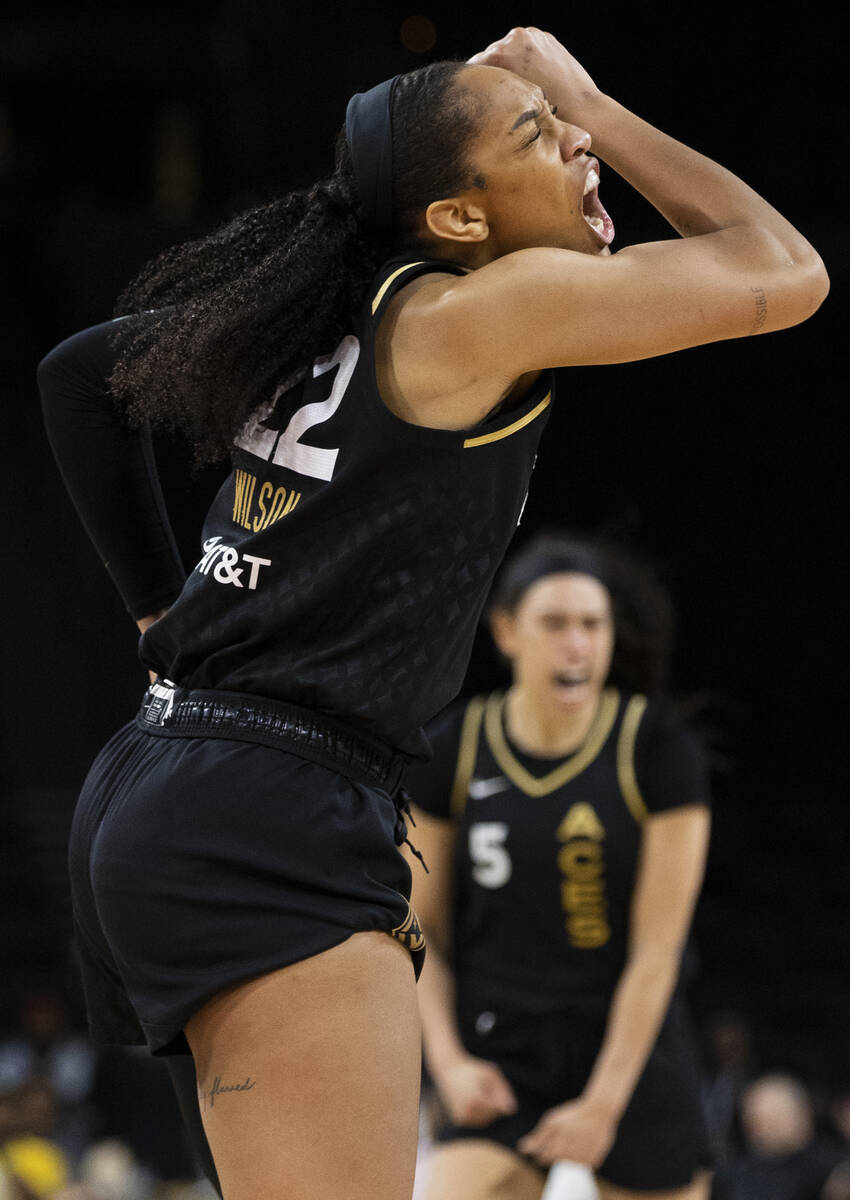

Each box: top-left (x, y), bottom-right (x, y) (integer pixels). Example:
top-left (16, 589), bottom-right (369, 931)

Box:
top-left (617, 694), bottom-right (649, 824)
top-left (371, 262), bottom-right (426, 315)
top-left (462, 392), bottom-right (552, 449)
top-left (450, 696), bottom-right (488, 818)
top-left (483, 689), bottom-right (620, 798)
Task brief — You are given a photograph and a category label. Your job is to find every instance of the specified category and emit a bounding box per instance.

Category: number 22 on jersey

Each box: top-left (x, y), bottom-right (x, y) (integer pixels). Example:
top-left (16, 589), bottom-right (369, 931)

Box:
top-left (234, 335), bottom-right (360, 481)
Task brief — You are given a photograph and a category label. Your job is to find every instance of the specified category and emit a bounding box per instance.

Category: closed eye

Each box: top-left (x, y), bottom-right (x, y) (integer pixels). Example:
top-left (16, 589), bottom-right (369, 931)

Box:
top-left (523, 103), bottom-right (558, 149)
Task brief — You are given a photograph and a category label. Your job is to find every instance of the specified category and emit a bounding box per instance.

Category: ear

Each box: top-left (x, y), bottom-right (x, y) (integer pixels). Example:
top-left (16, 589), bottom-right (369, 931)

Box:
top-left (424, 197), bottom-right (489, 245)
top-left (489, 607), bottom-right (518, 661)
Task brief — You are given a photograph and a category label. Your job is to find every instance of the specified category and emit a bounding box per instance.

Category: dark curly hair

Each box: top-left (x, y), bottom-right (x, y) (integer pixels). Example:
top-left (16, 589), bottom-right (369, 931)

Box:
top-left (488, 531), bottom-right (675, 697)
top-left (109, 60), bottom-right (479, 465)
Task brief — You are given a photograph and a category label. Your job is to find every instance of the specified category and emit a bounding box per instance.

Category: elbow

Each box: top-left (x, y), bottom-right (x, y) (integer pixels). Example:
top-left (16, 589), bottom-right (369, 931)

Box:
top-left (36, 348), bottom-right (64, 421)
top-left (797, 248), bottom-right (830, 317)
top-left (780, 248), bottom-right (830, 328)
top-left (36, 339), bottom-right (75, 405)
top-left (808, 253), bottom-right (830, 312)
top-left (36, 347), bottom-right (58, 395)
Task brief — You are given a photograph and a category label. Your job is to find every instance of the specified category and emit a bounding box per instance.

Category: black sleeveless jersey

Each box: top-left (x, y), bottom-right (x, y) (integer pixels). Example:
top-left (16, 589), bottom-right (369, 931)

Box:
top-left (407, 690), bottom-right (711, 1004)
top-left (141, 259), bottom-right (554, 759)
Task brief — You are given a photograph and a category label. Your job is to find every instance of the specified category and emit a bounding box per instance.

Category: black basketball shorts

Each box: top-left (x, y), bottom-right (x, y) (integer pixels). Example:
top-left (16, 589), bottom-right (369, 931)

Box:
top-left (68, 714), bottom-right (424, 1056)
top-left (435, 986), bottom-right (712, 1191)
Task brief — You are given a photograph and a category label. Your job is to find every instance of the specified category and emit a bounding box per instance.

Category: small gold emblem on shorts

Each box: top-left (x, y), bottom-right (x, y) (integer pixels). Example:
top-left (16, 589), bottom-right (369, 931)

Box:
top-left (391, 902), bottom-right (425, 952)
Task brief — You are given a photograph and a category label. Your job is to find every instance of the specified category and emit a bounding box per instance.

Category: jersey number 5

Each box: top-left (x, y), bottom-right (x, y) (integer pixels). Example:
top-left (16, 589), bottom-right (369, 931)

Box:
top-left (234, 335), bottom-right (360, 481)
top-left (469, 822), bottom-right (512, 889)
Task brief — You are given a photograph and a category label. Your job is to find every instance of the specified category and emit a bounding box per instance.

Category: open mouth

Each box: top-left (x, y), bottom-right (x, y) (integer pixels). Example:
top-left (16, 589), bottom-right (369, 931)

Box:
top-left (582, 162), bottom-right (615, 246)
top-left (552, 672), bottom-right (590, 693)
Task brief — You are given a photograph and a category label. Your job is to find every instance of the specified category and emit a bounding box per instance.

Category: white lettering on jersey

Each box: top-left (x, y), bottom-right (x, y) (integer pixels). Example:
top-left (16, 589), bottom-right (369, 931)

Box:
top-left (469, 822), bottom-right (512, 888)
top-left (195, 536), bottom-right (272, 590)
top-left (233, 335), bottom-right (360, 481)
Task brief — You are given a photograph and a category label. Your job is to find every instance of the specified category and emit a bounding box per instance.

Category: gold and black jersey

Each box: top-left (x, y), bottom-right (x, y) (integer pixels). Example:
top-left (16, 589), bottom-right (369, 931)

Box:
top-left (407, 690), bottom-right (711, 1004)
top-left (139, 259), bottom-right (554, 759)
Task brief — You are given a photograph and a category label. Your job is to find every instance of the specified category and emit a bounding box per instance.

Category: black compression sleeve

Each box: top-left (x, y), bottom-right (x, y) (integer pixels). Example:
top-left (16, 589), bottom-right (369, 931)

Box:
top-left (38, 316), bottom-right (186, 620)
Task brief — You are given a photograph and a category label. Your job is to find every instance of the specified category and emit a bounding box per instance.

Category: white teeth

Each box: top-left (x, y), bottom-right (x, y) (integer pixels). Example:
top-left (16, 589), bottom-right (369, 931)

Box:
top-left (583, 168), bottom-right (599, 196)
top-left (585, 216), bottom-right (604, 233)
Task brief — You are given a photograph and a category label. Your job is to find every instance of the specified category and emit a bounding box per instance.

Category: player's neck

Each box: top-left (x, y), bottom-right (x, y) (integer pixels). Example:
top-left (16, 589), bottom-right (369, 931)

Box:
top-left (504, 685), bottom-right (601, 759)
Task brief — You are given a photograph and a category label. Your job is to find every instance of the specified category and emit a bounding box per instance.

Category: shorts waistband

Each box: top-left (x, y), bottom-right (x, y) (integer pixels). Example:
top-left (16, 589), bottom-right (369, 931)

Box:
top-left (137, 679), bottom-right (408, 794)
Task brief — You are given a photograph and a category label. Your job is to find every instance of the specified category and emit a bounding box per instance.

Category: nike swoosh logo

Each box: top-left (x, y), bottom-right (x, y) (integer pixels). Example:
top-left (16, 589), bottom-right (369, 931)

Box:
top-left (468, 776), bottom-right (511, 800)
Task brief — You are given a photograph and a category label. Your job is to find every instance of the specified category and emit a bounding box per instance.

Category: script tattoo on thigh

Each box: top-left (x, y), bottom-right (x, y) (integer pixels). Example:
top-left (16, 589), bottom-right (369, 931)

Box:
top-left (750, 286), bottom-right (768, 334)
top-left (199, 1074), bottom-right (257, 1112)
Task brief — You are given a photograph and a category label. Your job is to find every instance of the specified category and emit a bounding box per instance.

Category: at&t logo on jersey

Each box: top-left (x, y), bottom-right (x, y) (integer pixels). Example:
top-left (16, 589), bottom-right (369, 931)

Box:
top-left (195, 536), bottom-right (272, 590)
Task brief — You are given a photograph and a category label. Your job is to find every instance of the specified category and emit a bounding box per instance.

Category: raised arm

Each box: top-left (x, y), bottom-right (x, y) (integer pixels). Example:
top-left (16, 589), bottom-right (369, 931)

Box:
top-left (404, 28), bottom-right (828, 396)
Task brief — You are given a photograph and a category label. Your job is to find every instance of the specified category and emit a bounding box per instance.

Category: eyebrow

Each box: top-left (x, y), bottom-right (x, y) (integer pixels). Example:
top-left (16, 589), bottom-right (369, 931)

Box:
top-left (511, 107), bottom-right (541, 131)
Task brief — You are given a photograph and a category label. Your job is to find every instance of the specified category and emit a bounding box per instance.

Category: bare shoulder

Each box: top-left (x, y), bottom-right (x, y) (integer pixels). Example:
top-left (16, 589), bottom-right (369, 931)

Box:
top-left (375, 269), bottom-right (520, 429)
top-left (381, 247), bottom-right (606, 393)
top-left (375, 253), bottom-right (584, 425)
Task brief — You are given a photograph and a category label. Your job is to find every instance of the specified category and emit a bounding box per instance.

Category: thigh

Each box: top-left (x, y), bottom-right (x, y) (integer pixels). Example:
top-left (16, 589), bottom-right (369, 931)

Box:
top-left (596, 1170), bottom-right (711, 1200)
top-left (186, 931), bottom-right (420, 1200)
top-left (422, 1141), bottom-right (545, 1200)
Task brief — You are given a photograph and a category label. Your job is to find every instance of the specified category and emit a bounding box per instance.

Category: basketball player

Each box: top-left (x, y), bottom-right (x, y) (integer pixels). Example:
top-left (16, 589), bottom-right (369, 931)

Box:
top-left (38, 26), bottom-right (826, 1200)
top-left (408, 534), bottom-right (712, 1200)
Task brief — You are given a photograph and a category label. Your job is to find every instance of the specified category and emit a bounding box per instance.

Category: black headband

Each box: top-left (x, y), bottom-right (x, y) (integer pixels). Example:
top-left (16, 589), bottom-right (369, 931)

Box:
top-left (345, 75), bottom-right (400, 230)
top-left (494, 548), bottom-right (611, 611)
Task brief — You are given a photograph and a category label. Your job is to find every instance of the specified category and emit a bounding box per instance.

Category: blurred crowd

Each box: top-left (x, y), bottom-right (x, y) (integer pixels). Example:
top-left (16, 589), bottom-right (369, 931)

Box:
top-left (0, 987), bottom-right (215, 1200)
top-left (1, 985), bottom-right (848, 1199)
top-left (702, 1011), bottom-right (850, 1200)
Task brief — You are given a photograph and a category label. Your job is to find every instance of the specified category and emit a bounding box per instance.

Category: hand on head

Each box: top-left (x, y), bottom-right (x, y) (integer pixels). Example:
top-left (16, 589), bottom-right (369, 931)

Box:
top-left (467, 27), bottom-right (601, 125)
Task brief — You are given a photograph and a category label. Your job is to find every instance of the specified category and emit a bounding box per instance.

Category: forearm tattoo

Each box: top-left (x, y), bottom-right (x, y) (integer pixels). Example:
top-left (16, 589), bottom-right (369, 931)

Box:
top-left (750, 286), bottom-right (768, 334)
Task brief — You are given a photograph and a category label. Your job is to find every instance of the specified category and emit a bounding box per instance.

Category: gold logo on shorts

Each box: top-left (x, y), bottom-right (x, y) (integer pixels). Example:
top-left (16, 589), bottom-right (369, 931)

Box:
top-left (391, 902), bottom-right (425, 952)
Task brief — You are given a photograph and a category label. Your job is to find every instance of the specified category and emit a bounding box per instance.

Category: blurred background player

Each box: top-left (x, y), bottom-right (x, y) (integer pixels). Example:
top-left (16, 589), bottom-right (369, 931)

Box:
top-left (407, 532), bottom-right (713, 1199)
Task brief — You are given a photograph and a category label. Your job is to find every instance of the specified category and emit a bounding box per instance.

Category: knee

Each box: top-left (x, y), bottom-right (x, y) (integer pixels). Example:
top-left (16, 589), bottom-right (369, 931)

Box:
top-left (423, 1141), bottom-right (544, 1200)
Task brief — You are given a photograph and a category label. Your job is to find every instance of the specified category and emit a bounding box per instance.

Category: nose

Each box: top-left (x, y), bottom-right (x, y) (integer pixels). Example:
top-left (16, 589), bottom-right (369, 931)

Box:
top-left (559, 121), bottom-right (592, 162)
top-left (562, 625), bottom-right (590, 654)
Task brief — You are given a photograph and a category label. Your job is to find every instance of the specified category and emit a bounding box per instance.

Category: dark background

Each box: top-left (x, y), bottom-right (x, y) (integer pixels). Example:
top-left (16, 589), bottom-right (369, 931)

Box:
top-left (1, 0), bottom-right (846, 1084)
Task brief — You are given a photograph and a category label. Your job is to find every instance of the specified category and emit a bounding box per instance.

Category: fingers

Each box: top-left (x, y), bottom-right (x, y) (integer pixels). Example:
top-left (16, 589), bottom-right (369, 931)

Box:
top-left (482, 1067), bottom-right (518, 1116)
top-left (516, 1115), bottom-right (546, 1157)
top-left (517, 1109), bottom-right (560, 1164)
top-left (466, 27), bottom-right (540, 67)
top-left (458, 1102), bottom-right (496, 1128)
top-left (517, 1131), bottom-right (556, 1165)
top-left (449, 1061), bottom-right (518, 1126)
